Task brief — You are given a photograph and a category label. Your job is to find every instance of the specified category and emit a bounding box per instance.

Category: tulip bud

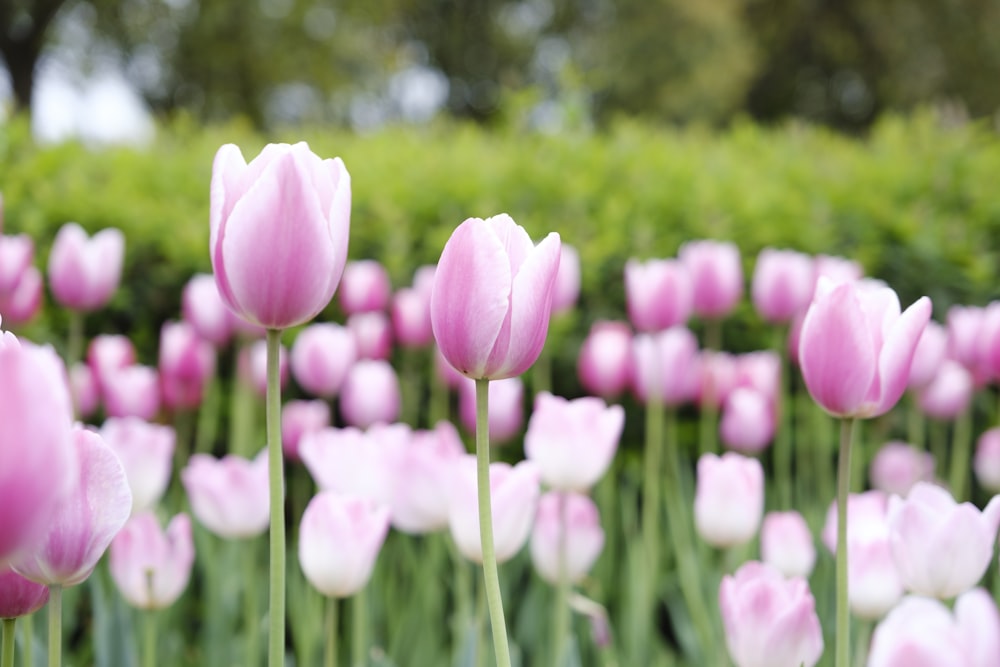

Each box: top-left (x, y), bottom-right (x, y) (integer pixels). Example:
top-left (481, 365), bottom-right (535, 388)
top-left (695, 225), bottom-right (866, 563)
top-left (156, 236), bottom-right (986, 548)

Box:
top-left (100, 417), bottom-right (176, 515)
top-left (109, 512), bottom-right (194, 610)
top-left (290, 322), bottom-right (357, 398)
top-left (679, 239), bottom-right (743, 319)
top-left (339, 360), bottom-right (401, 429)
top-left (694, 452), bottom-right (764, 548)
top-left (338, 260), bottom-right (391, 315)
top-left (760, 511), bottom-right (815, 579)
top-left (577, 320), bottom-right (632, 399)
top-left (530, 491), bottom-right (604, 585)
top-left (281, 400), bottom-right (330, 461)
top-left (750, 248), bottom-right (815, 323)
top-left (47, 223), bottom-right (125, 312)
top-left (181, 449), bottom-right (270, 539)
top-left (623, 258), bottom-right (691, 332)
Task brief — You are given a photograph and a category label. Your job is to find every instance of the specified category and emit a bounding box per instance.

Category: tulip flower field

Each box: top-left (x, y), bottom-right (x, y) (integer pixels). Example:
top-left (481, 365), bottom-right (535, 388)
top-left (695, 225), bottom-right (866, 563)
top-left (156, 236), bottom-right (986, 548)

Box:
top-left (1, 115), bottom-right (1000, 667)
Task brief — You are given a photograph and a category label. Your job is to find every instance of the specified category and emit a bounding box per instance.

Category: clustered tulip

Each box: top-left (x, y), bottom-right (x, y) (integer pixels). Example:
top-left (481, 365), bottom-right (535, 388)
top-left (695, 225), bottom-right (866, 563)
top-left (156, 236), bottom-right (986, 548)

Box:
top-left (110, 512), bottom-right (194, 610)
top-left (181, 450), bottom-right (270, 539)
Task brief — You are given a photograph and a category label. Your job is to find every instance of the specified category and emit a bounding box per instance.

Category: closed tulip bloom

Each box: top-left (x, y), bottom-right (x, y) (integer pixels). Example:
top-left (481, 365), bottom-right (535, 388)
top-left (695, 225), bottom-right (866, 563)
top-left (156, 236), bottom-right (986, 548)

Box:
top-left (524, 392), bottom-right (624, 492)
top-left (299, 491), bottom-right (390, 598)
top-left (0, 566), bottom-right (49, 618)
top-left (391, 421), bottom-right (466, 534)
top-left (392, 287), bottom-right (433, 348)
top-left (955, 587), bottom-right (1000, 667)
top-left (0, 265), bottom-right (43, 324)
top-left (158, 321), bottom-right (216, 411)
top-left (281, 400), bottom-right (330, 461)
top-left (47, 223), bottom-right (125, 311)
top-left (13, 427), bottom-right (132, 587)
top-left (751, 248), bottom-right (815, 323)
top-left (980, 301), bottom-right (1000, 382)
top-left (917, 359), bottom-right (973, 419)
top-left (719, 561), bottom-right (824, 667)
top-left (210, 142), bottom-right (351, 329)
top-left (448, 457), bottom-right (541, 564)
top-left (887, 482), bottom-right (1000, 599)
top-left (760, 511), bottom-right (815, 579)
top-left (102, 365), bottom-right (161, 420)
top-left (946, 305), bottom-right (985, 374)
top-left (300, 424), bottom-right (407, 509)
top-left (87, 334), bottom-right (136, 389)
top-left (907, 320), bottom-right (947, 389)
top-left (0, 233), bottom-right (33, 294)
top-left (530, 492), bottom-right (605, 585)
top-left (629, 327), bottom-right (700, 406)
top-left (868, 595), bottom-right (974, 667)
top-left (339, 359), bottom-right (401, 428)
top-left (799, 279), bottom-right (932, 418)
top-left (100, 417), bottom-right (175, 515)
top-left (974, 428), bottom-right (1000, 492)
top-left (869, 441), bottom-right (935, 497)
top-left (182, 273), bottom-right (236, 347)
top-left (69, 362), bottom-right (100, 419)
top-left (577, 320), bottom-right (632, 398)
top-left (695, 349), bottom-right (739, 408)
top-left (694, 452), bottom-right (764, 548)
top-left (338, 259), bottom-right (391, 315)
top-left (679, 239), bottom-right (743, 319)
top-left (290, 323), bottom-right (357, 398)
top-left (551, 243), bottom-right (580, 314)
top-left (458, 376), bottom-right (524, 444)
top-left (181, 449), bottom-right (270, 539)
top-left (720, 387), bottom-right (775, 453)
top-left (734, 350), bottom-right (781, 400)
top-left (431, 214), bottom-right (560, 380)
top-left (109, 512), bottom-right (194, 610)
top-left (347, 311), bottom-right (393, 360)
top-left (623, 258), bottom-right (692, 332)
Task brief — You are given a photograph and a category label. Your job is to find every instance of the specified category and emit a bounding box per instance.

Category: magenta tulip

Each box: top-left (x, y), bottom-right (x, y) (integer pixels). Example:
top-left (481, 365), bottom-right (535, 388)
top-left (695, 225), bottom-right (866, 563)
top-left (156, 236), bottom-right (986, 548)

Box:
top-left (694, 452), bottom-right (764, 548)
top-left (695, 349), bottom-right (739, 409)
top-left (869, 441), bottom-right (935, 497)
top-left (623, 258), bottom-right (692, 332)
top-left (47, 223), bottom-right (125, 311)
top-left (751, 248), bottom-right (815, 323)
top-left (347, 311), bottom-right (393, 360)
top-left (431, 214), bottom-right (560, 380)
top-left (0, 566), bottom-right (49, 618)
top-left (181, 273), bottom-right (237, 347)
top-left (338, 259), bottom-right (391, 315)
top-left (577, 320), bottom-right (632, 398)
top-left (530, 492), bottom-right (604, 585)
top-left (158, 320), bottom-right (216, 411)
top-left (551, 243), bottom-right (580, 314)
top-left (339, 359), bottom-right (401, 428)
top-left (181, 449), bottom-right (270, 539)
top-left (290, 322), bottom-right (357, 398)
top-left (281, 400), bottom-right (331, 461)
top-left (100, 417), bottom-right (176, 515)
top-left (109, 512), bottom-right (194, 609)
top-left (760, 511), bottom-right (815, 579)
top-left (458, 376), bottom-right (524, 444)
top-left (679, 239), bottom-right (743, 319)
top-left (390, 421), bottom-right (466, 534)
top-left (210, 142), bottom-right (351, 329)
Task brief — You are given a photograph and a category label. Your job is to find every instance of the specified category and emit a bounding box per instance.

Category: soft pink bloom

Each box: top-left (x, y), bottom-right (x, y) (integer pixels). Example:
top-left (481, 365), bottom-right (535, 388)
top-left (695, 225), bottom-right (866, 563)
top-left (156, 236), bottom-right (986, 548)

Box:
top-left (887, 482), bottom-right (1000, 599)
top-left (719, 561), bottom-right (824, 667)
top-left (694, 452), bottom-right (764, 548)
top-left (551, 243), bottom-right (580, 314)
top-left (158, 321), bottom-right (216, 411)
top-left (69, 362), bottom-right (100, 418)
top-left (431, 214), bottom-right (560, 380)
top-left (281, 400), bottom-right (331, 461)
top-left (339, 360), bottom-right (401, 429)
top-left (102, 365), bottom-right (161, 420)
top-left (298, 492), bottom-right (390, 598)
top-left (47, 223), bottom-right (125, 311)
top-left (751, 248), bottom-right (815, 323)
top-left (813, 254), bottom-right (863, 286)
top-left (980, 301), bottom-right (1000, 382)
top-left (524, 392), bottom-right (624, 492)
top-left (242, 338), bottom-right (288, 397)
top-left (955, 587), bottom-right (1000, 667)
top-left (0, 566), bottom-right (49, 618)
top-left (679, 239), bottom-right (743, 319)
top-left (12, 427), bottom-right (132, 587)
top-left (629, 327), bottom-right (700, 406)
top-left (109, 512), bottom-right (194, 609)
top-left (87, 334), bottom-right (136, 389)
top-left (869, 441), bottom-right (935, 497)
top-left (719, 387), bottom-right (775, 453)
top-left (210, 142), bottom-right (351, 329)
top-left (947, 305), bottom-right (985, 373)
top-left (181, 273), bottom-right (237, 347)
top-left (391, 421), bottom-right (466, 534)
top-left (577, 320), bottom-right (632, 399)
top-left (799, 279), bottom-right (932, 418)
top-left (0, 233), bottom-right (33, 294)
top-left (760, 511), bottom-right (815, 579)
top-left (974, 427), bottom-right (1000, 492)
top-left (917, 359), bottom-right (974, 419)
top-left (458, 376), bottom-right (524, 444)
top-left (448, 457), bottom-right (541, 564)
top-left (300, 424), bottom-right (407, 509)
top-left (392, 289), bottom-right (433, 348)
top-left (181, 449), bottom-right (270, 539)
top-left (695, 349), bottom-right (739, 408)
top-left (0, 265), bottom-right (43, 324)
top-left (99, 417), bottom-right (175, 515)
top-left (907, 320), bottom-right (947, 389)
top-left (0, 341), bottom-right (78, 563)
top-left (347, 311), bottom-right (393, 360)
top-left (290, 322), bottom-right (357, 398)
top-left (338, 259), bottom-right (391, 315)
top-left (623, 258), bottom-right (692, 332)
top-left (530, 492), bottom-right (604, 585)
top-left (734, 350), bottom-right (781, 400)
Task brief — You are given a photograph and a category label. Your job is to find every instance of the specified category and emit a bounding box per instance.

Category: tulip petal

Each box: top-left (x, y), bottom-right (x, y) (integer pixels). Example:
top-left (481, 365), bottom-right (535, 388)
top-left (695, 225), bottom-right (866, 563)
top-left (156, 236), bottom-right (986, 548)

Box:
top-left (868, 296), bottom-right (932, 417)
top-left (209, 144), bottom-right (247, 261)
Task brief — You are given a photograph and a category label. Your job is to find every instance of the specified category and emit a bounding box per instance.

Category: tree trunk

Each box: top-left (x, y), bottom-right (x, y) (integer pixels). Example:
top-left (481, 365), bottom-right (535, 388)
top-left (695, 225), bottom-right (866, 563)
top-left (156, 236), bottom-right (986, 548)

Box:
top-left (0, 0), bottom-right (72, 112)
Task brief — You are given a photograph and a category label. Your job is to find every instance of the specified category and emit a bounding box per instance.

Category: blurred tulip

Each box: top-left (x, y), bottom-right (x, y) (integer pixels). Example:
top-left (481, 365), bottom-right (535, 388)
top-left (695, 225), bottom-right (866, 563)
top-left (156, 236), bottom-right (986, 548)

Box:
top-left (281, 400), bottom-right (330, 461)
top-left (751, 248), bottom-right (815, 323)
top-left (47, 223), bottom-right (125, 312)
top-left (917, 359), bottom-right (974, 419)
top-left (109, 512), bottom-right (194, 609)
top-left (87, 334), bottom-right (136, 389)
top-left (869, 441), bottom-right (935, 497)
top-left (390, 421), bottom-right (466, 534)
top-left (694, 452), bottom-right (764, 548)
top-left (392, 287), bottom-right (433, 348)
top-left (458, 376), bottom-right (524, 444)
top-left (290, 323), bottom-right (357, 398)
top-left (12, 427), bottom-right (132, 587)
top-left (181, 449), bottom-right (270, 539)
top-left (946, 305), bottom-right (985, 374)
top-left (719, 387), bottom-right (775, 453)
top-left (242, 338), bottom-right (288, 397)
top-left (182, 273), bottom-right (236, 347)
top-left (0, 566), bottom-right (49, 618)
top-left (298, 491), bottom-right (390, 598)
top-left (523, 392), bottom-right (624, 492)
top-left (338, 259), bottom-right (391, 315)
top-left (695, 349), bottom-right (738, 409)
top-left (980, 301), bottom-right (1000, 382)
top-left (0, 265), bottom-right (42, 324)
top-left (102, 365), bottom-right (161, 420)
top-left (347, 311), bottom-right (393, 360)
top-left (530, 492), bottom-right (604, 585)
top-left (577, 320), bottom-right (632, 398)
top-left (760, 511), bottom-right (815, 579)
top-left (210, 142), bottom-right (351, 329)
top-left (69, 362), bottom-right (100, 419)
top-left (974, 428), bottom-right (1000, 492)
top-left (431, 214), bottom-right (560, 380)
top-left (813, 254), bottom-right (863, 286)
top-left (955, 587), bottom-right (1000, 667)
top-left (339, 359), bottom-right (401, 428)
top-left (158, 321), bottom-right (216, 411)
top-left (734, 350), bottom-right (781, 399)
top-left (679, 239), bottom-right (743, 319)
top-left (629, 327), bottom-right (700, 406)
top-left (100, 417), bottom-right (175, 515)
top-left (551, 243), bottom-right (580, 314)
top-left (0, 233), bottom-right (33, 294)
top-left (907, 320), bottom-right (947, 389)
top-left (719, 561), bottom-right (824, 667)
top-left (623, 258), bottom-right (692, 332)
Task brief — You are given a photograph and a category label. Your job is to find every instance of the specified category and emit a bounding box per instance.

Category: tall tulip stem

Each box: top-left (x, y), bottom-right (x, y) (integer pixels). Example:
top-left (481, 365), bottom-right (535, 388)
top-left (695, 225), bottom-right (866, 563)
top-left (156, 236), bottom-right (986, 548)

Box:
top-left (325, 597), bottom-right (338, 667)
top-left (836, 418), bottom-right (856, 667)
top-left (1, 618), bottom-right (14, 667)
top-left (642, 395), bottom-right (664, 575)
top-left (142, 609), bottom-right (157, 667)
top-left (266, 328), bottom-right (286, 667)
top-left (245, 539), bottom-right (261, 666)
top-left (552, 491), bottom-right (570, 667)
top-left (48, 585), bottom-right (61, 667)
top-left (949, 408), bottom-right (973, 501)
top-left (773, 326), bottom-right (792, 508)
top-left (351, 590), bottom-right (366, 667)
top-left (475, 378), bottom-right (513, 667)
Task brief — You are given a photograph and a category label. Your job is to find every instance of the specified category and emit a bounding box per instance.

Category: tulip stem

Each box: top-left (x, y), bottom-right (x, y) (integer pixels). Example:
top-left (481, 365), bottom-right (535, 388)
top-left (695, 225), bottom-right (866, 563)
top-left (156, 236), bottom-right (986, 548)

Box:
top-left (2, 618), bottom-right (15, 667)
top-left (142, 609), bottom-right (157, 667)
top-left (773, 326), bottom-right (793, 508)
top-left (836, 418), bottom-right (856, 667)
top-left (351, 589), bottom-right (366, 667)
top-left (907, 393), bottom-right (926, 450)
top-left (642, 396), bottom-right (664, 579)
top-left (852, 620), bottom-right (872, 667)
top-left (475, 378), bottom-right (513, 667)
top-left (48, 584), bottom-right (61, 667)
top-left (265, 328), bottom-right (286, 667)
top-left (66, 311), bottom-right (84, 369)
top-left (552, 491), bottom-right (571, 667)
top-left (21, 614), bottom-right (32, 667)
top-left (949, 407), bottom-right (973, 501)
top-left (325, 597), bottom-right (338, 667)
top-left (245, 538), bottom-right (261, 666)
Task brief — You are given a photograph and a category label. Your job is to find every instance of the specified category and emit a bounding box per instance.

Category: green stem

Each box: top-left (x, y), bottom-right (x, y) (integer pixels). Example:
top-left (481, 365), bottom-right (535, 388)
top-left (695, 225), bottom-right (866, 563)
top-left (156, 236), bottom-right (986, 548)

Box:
top-left (950, 408), bottom-right (973, 501)
top-left (2, 618), bottom-right (15, 667)
top-left (142, 609), bottom-right (156, 667)
top-left (66, 311), bottom-right (84, 369)
top-left (266, 328), bottom-right (286, 667)
top-left (642, 397), bottom-right (664, 577)
top-left (230, 337), bottom-right (259, 458)
top-left (552, 491), bottom-right (571, 667)
top-left (907, 393), bottom-right (926, 449)
top-left (194, 372), bottom-right (222, 454)
top-left (325, 597), bottom-right (338, 667)
top-left (930, 419), bottom-right (948, 476)
top-left (48, 584), bottom-right (62, 667)
top-left (836, 418), bottom-right (857, 667)
top-left (773, 326), bottom-right (792, 508)
top-left (853, 619), bottom-right (872, 667)
top-left (351, 590), bottom-right (366, 667)
top-left (475, 576), bottom-right (487, 667)
top-left (246, 538), bottom-right (261, 667)
top-left (21, 614), bottom-right (32, 667)
top-left (474, 378), bottom-right (513, 667)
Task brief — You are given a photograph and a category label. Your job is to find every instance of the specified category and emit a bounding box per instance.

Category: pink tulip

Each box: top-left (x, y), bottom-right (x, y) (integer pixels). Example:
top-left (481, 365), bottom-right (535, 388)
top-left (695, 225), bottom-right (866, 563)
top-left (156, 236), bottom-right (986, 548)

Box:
top-left (813, 254), bottom-right (863, 286)
top-left (0, 340), bottom-right (77, 563)
top-left (102, 365), bottom-right (161, 420)
top-left (339, 359), bottom-right (401, 428)
top-left (0, 265), bottom-right (42, 324)
top-left (695, 349), bottom-right (739, 408)
top-left (87, 334), bottom-right (136, 389)
top-left (0, 233), bottom-right (33, 294)
top-left (181, 273), bottom-right (236, 347)
top-left (907, 320), bottom-right (947, 389)
top-left (298, 491), bottom-right (390, 598)
top-left (242, 338), bottom-right (288, 397)
top-left (577, 320), bottom-right (632, 398)
top-left (974, 427), bottom-right (1000, 492)
top-left (719, 387), bottom-right (775, 453)
top-left (623, 258), bottom-right (692, 332)
top-left (431, 214), bottom-right (560, 380)
top-left (448, 457), bottom-right (541, 564)
top-left (338, 259), bottom-right (391, 315)
top-left (719, 561), bottom-right (824, 667)
top-left (760, 511), bottom-right (815, 579)
top-left (347, 311), bottom-right (393, 360)
top-left (694, 452), bottom-right (764, 548)
top-left (210, 142), bottom-right (351, 329)
top-left (181, 449), bottom-right (270, 539)
top-left (100, 417), bottom-right (175, 515)
top-left (12, 427), bottom-right (132, 587)
top-left (69, 362), bottom-right (100, 418)
top-left (109, 512), bottom-right (194, 609)
top-left (158, 320), bottom-right (216, 411)
top-left (887, 482), bottom-right (1000, 599)
top-left (392, 288), bottom-right (433, 348)
top-left (980, 301), bottom-right (1000, 382)
top-left (290, 322), bottom-right (357, 398)
top-left (869, 441), bottom-right (935, 497)
top-left (917, 359), bottom-right (974, 419)
top-left (300, 424), bottom-right (407, 509)
top-left (799, 279), bottom-right (931, 418)
top-left (946, 305), bottom-right (985, 373)
top-left (530, 492), bottom-right (604, 585)
top-left (458, 376), bottom-right (524, 444)
top-left (0, 566), bottom-right (49, 618)
top-left (551, 243), bottom-right (580, 314)
top-left (47, 223), bottom-right (125, 311)
top-left (281, 400), bottom-right (330, 461)
top-left (629, 327), bottom-right (700, 406)
top-left (679, 239), bottom-right (743, 319)
top-left (523, 392), bottom-right (624, 492)
top-left (955, 587), bottom-right (1000, 667)
top-left (734, 350), bottom-right (781, 400)
top-left (751, 248), bottom-right (815, 323)
top-left (391, 421), bottom-right (466, 534)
